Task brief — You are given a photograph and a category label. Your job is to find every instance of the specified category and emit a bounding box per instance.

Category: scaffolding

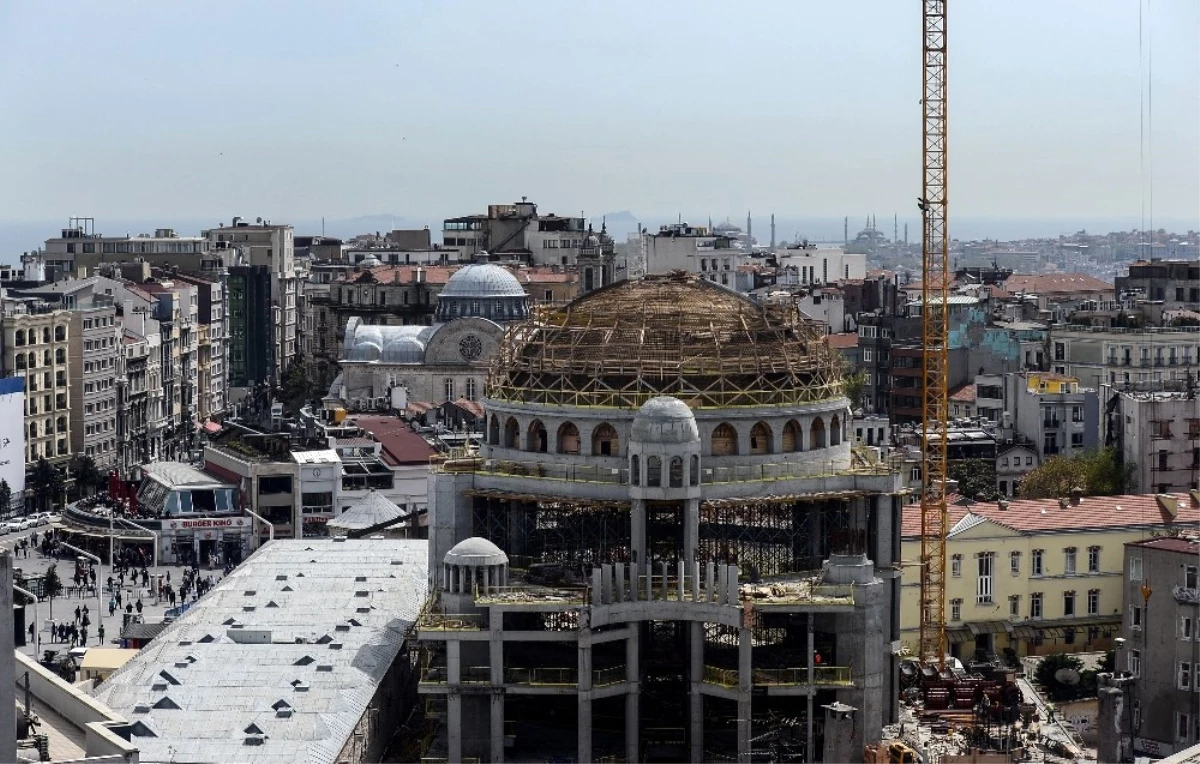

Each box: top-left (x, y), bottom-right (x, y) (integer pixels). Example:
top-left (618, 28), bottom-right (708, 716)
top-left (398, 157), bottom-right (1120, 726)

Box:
top-left (486, 272), bottom-right (844, 409)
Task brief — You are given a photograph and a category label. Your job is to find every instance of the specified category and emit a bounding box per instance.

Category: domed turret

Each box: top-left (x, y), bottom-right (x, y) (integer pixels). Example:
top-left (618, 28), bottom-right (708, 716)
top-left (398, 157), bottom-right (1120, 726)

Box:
top-left (631, 396), bottom-right (700, 445)
top-left (628, 395), bottom-right (702, 501)
top-left (435, 261), bottom-right (530, 322)
top-left (442, 536), bottom-right (509, 595)
top-left (381, 337), bottom-right (425, 364)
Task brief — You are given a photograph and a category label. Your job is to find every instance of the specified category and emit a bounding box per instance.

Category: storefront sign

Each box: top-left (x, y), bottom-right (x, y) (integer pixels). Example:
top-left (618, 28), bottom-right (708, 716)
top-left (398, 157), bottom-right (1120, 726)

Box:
top-left (170, 518), bottom-right (244, 530)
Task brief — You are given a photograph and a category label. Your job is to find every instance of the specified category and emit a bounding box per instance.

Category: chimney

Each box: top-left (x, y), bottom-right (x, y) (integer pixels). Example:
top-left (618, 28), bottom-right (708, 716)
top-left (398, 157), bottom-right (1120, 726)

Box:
top-left (997, 499), bottom-right (1009, 511)
top-left (1069, 487), bottom-right (1082, 506)
top-left (1157, 493), bottom-right (1179, 518)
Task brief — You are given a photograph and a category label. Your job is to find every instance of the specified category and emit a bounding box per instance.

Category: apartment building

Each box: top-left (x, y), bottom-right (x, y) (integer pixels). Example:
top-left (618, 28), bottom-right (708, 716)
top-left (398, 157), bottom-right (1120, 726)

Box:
top-left (1118, 535), bottom-right (1200, 758)
top-left (899, 492), bottom-right (1200, 660)
top-left (68, 302), bottom-right (119, 469)
top-left (0, 298), bottom-right (73, 470)
top-left (775, 246), bottom-right (867, 285)
top-left (1052, 324), bottom-right (1200, 393)
top-left (203, 218), bottom-right (298, 393)
top-left (1112, 390), bottom-right (1200, 494)
top-left (40, 219), bottom-right (219, 278)
top-left (442, 199), bottom-right (597, 269)
top-left (1115, 259), bottom-right (1200, 310)
top-left (168, 273), bottom-right (228, 419)
top-left (643, 222), bottom-right (749, 283)
top-left (1004, 372), bottom-right (1099, 462)
top-left (116, 328), bottom-right (156, 472)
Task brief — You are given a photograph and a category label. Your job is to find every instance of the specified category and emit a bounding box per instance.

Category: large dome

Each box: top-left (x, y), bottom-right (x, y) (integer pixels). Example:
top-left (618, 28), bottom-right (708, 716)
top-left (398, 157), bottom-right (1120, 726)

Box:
top-left (440, 263), bottom-right (527, 299)
top-left (632, 396), bottom-right (700, 444)
top-left (487, 273), bottom-right (842, 409)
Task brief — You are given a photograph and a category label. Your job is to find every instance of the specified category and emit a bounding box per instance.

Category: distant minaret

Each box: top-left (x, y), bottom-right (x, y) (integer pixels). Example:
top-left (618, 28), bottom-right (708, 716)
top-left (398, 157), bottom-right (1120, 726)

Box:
top-left (746, 210), bottom-right (752, 249)
top-left (770, 214), bottom-right (776, 249)
top-left (894, 214), bottom-right (899, 255)
top-left (904, 222), bottom-right (909, 246)
top-left (844, 216), bottom-right (849, 245)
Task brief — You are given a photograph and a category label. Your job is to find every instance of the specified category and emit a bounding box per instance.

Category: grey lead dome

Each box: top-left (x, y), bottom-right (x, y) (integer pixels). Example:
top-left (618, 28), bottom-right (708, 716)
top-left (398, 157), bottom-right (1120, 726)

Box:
top-left (444, 536), bottom-right (509, 567)
top-left (438, 262), bottom-right (527, 299)
top-left (631, 396), bottom-right (700, 444)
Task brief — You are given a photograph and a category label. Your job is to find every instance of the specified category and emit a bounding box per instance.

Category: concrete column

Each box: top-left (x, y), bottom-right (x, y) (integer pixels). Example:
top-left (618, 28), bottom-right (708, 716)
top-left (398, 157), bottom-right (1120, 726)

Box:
top-left (691, 560), bottom-right (701, 602)
top-left (630, 498), bottom-right (646, 568)
top-left (626, 627), bottom-right (640, 763)
top-left (448, 640), bottom-right (462, 684)
top-left (706, 561), bottom-right (716, 602)
top-left (689, 621), bottom-right (705, 763)
top-left (483, 564), bottom-right (491, 595)
top-left (600, 565), bottom-right (611, 604)
top-left (448, 693), bottom-right (463, 764)
top-left (737, 627), bottom-right (752, 764)
top-left (660, 560), bottom-right (669, 601)
top-left (727, 564), bottom-right (739, 605)
top-left (807, 616), bottom-right (815, 753)
top-left (821, 703), bottom-right (858, 764)
top-left (683, 496), bottom-right (699, 562)
top-left (578, 631), bottom-right (593, 764)
top-left (490, 693), bottom-right (506, 764)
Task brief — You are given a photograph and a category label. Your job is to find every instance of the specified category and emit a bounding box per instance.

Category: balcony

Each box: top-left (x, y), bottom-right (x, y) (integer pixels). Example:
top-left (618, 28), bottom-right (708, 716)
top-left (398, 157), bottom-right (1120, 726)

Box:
top-left (418, 664), bottom-right (627, 689)
top-left (416, 612), bottom-right (484, 631)
top-left (474, 585), bottom-right (587, 607)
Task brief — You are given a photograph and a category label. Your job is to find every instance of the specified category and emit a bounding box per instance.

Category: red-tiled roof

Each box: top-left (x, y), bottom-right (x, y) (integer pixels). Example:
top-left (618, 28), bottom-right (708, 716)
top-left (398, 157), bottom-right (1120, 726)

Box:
top-left (902, 492), bottom-right (1199, 538)
top-left (950, 384), bottom-right (977, 403)
top-left (1004, 273), bottom-right (1112, 294)
top-left (342, 266), bottom-right (456, 285)
top-left (1127, 535), bottom-right (1200, 554)
top-left (826, 333), bottom-right (858, 349)
top-left (450, 398), bottom-right (484, 418)
top-left (350, 415), bottom-right (437, 466)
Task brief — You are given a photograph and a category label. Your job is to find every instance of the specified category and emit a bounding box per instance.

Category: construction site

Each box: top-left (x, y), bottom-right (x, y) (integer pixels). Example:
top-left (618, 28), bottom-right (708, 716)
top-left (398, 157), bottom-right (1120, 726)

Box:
top-left (418, 273), bottom-right (906, 762)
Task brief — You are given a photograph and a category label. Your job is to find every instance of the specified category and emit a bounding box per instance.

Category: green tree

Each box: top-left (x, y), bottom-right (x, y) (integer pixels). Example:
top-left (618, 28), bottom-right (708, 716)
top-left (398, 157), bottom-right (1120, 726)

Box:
top-left (1017, 447), bottom-right (1133, 499)
top-left (43, 563), bottom-right (62, 620)
top-left (0, 479), bottom-right (11, 516)
top-left (948, 459), bottom-right (998, 501)
top-left (1100, 649), bottom-right (1116, 673)
top-left (841, 370), bottom-right (869, 411)
top-left (1034, 652), bottom-right (1086, 701)
top-left (70, 455), bottom-right (104, 498)
top-left (279, 362), bottom-right (316, 414)
top-left (28, 458), bottom-right (64, 513)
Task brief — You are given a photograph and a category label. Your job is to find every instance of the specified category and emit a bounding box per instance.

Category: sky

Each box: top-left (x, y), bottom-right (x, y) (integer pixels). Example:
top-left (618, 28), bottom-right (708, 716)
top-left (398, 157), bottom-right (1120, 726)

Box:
top-left (0, 0), bottom-right (1197, 240)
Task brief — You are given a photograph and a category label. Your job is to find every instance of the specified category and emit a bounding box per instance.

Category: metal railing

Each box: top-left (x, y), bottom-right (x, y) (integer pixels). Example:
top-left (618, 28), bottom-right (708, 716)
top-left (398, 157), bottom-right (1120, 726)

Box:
top-left (439, 456), bottom-right (895, 483)
top-left (504, 666), bottom-right (578, 686)
top-left (593, 665), bottom-right (627, 687)
top-left (420, 664), bottom-right (627, 688)
top-left (702, 665), bottom-right (854, 688)
top-left (749, 583), bottom-right (856, 606)
top-left (416, 612), bottom-right (484, 631)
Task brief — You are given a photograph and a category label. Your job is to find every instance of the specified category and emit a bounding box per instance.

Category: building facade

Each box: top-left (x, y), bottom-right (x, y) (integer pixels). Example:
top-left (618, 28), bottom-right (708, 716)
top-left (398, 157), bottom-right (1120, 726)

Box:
top-left (1112, 390), bottom-right (1200, 494)
top-left (419, 274), bottom-right (903, 763)
top-left (0, 299), bottom-right (73, 472)
top-left (1118, 535), bottom-right (1200, 758)
top-left (68, 303), bottom-right (119, 468)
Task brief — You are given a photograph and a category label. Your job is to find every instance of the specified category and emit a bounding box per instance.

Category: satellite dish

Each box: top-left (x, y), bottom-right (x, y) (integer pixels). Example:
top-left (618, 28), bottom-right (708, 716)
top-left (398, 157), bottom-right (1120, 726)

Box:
top-left (1055, 668), bottom-right (1081, 686)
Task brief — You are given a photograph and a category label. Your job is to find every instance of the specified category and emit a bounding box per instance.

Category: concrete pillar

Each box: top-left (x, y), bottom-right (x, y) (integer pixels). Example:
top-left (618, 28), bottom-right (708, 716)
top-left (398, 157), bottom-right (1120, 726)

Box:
top-left (448, 640), bottom-right (462, 684)
top-left (626, 627), bottom-right (640, 763)
top-left (683, 497), bottom-right (699, 562)
top-left (483, 564), bottom-right (491, 595)
top-left (706, 561), bottom-right (716, 602)
top-left (0, 553), bottom-right (14, 764)
top-left (578, 630), bottom-right (593, 764)
top-left (821, 703), bottom-right (858, 764)
top-left (448, 692), bottom-right (463, 764)
top-left (660, 560), bottom-right (669, 601)
top-left (691, 560), bottom-right (701, 602)
top-left (727, 564), bottom-right (740, 605)
top-left (689, 621), bottom-right (705, 763)
top-left (737, 627), bottom-right (752, 763)
top-left (630, 498), bottom-right (646, 567)
top-left (490, 693), bottom-right (505, 764)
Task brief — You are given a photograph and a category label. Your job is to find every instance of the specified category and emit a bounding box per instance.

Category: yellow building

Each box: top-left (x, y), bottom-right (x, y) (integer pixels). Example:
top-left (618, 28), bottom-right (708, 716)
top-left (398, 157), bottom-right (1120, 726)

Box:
top-left (900, 491), bottom-right (1199, 659)
top-left (1023, 372), bottom-right (1080, 394)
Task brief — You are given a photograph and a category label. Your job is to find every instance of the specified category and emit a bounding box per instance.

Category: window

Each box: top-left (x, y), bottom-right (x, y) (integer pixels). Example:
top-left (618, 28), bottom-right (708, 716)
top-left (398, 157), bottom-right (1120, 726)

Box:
top-left (1179, 712), bottom-right (1191, 743)
top-left (1185, 664), bottom-right (1197, 690)
top-left (1087, 546), bottom-right (1100, 574)
top-left (465, 378), bottom-right (477, 402)
top-left (1032, 549), bottom-right (1044, 576)
top-left (443, 378), bottom-right (454, 402)
top-left (1087, 589), bottom-right (1099, 615)
top-left (863, 349), bottom-right (873, 363)
top-left (1010, 551), bottom-right (1021, 575)
top-left (1009, 594), bottom-right (1020, 618)
top-left (1063, 590), bottom-right (1075, 617)
top-left (646, 455), bottom-right (661, 487)
top-left (950, 598), bottom-right (962, 622)
top-left (1030, 593), bottom-right (1043, 619)
top-left (1131, 605), bottom-right (1143, 630)
top-left (951, 554), bottom-right (962, 577)
top-left (977, 553), bottom-right (994, 604)
top-left (1188, 566), bottom-right (1199, 590)
top-left (1001, 457), bottom-right (1008, 467)
top-left (1130, 556), bottom-right (1142, 581)
top-left (1183, 616), bottom-right (1195, 641)
top-left (1064, 547), bottom-right (1077, 575)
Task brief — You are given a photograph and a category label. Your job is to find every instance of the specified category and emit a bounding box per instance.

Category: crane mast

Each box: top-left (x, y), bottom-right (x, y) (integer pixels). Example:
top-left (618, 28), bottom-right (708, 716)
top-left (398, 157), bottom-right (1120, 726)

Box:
top-left (918, 0), bottom-right (951, 668)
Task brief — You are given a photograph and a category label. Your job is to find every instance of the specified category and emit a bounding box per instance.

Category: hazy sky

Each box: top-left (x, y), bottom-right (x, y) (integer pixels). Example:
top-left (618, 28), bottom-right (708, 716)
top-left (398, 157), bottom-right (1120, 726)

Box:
top-left (1, 0), bottom-right (1196, 230)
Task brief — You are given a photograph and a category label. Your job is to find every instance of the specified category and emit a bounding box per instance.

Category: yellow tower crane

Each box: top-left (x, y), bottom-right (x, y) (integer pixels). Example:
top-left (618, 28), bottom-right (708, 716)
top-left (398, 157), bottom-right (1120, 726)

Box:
top-left (918, 0), bottom-right (951, 669)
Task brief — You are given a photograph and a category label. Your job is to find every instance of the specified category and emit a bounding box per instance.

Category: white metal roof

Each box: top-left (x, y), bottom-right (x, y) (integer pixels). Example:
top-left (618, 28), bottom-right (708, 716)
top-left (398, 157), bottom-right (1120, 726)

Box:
top-left (91, 539), bottom-right (428, 764)
top-left (290, 449), bottom-right (341, 465)
top-left (142, 462), bottom-right (232, 489)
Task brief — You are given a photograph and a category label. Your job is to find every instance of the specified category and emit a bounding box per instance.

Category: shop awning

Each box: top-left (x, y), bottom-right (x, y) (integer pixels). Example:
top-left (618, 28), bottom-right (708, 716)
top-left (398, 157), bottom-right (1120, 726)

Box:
top-left (946, 627), bottom-right (973, 644)
top-left (966, 620), bottom-right (1012, 635)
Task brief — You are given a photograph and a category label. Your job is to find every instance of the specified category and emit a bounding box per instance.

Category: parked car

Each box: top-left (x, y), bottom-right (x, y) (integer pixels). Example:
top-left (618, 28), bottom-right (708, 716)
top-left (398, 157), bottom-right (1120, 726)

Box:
top-left (3, 519), bottom-right (22, 533)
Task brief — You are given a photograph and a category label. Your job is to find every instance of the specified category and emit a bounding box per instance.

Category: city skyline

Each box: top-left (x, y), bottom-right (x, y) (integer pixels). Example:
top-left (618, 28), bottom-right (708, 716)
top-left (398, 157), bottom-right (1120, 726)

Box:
top-left (0, 0), bottom-right (1196, 230)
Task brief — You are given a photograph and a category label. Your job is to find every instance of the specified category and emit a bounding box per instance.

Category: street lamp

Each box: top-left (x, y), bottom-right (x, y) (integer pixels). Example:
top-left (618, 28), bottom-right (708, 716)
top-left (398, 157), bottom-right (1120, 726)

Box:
top-left (243, 507), bottom-right (275, 548)
top-left (58, 542), bottom-right (102, 622)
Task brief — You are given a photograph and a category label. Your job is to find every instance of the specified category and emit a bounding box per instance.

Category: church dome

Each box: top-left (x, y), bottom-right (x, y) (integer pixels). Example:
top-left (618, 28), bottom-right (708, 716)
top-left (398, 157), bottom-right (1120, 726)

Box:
top-left (487, 273), bottom-right (842, 409)
top-left (359, 253), bottom-right (382, 268)
top-left (348, 340), bottom-right (383, 362)
top-left (381, 337), bottom-right (425, 364)
top-left (440, 262), bottom-right (527, 299)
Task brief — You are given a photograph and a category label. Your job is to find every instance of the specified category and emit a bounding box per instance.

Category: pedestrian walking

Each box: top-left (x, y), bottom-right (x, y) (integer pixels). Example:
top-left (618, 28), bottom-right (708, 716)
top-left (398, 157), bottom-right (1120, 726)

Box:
top-left (109, 598), bottom-right (116, 617)
top-left (27, 623), bottom-right (34, 645)
top-left (135, 599), bottom-right (143, 615)
top-left (125, 603), bottom-right (133, 615)
top-left (74, 605), bottom-right (81, 623)
top-left (97, 624), bottom-right (105, 645)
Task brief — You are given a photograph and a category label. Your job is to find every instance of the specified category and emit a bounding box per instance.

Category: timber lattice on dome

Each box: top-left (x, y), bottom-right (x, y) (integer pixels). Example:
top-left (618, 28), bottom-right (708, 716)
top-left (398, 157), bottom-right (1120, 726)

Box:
top-left (486, 272), bottom-right (845, 409)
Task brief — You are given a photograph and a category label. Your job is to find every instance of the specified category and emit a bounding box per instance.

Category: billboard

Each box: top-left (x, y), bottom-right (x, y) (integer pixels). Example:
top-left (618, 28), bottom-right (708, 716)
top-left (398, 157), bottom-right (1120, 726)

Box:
top-left (0, 377), bottom-right (26, 506)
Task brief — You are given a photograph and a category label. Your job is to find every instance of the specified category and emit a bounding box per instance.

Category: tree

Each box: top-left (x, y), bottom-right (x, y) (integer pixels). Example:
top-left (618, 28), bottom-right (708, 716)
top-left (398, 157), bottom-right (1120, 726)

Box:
top-left (841, 370), bottom-right (869, 411)
top-left (0, 479), bottom-right (11, 516)
top-left (70, 455), bottom-right (104, 498)
top-left (1017, 447), bottom-right (1133, 499)
top-left (280, 362), bottom-right (317, 414)
top-left (1034, 652), bottom-right (1086, 701)
top-left (948, 459), bottom-right (998, 501)
top-left (28, 458), bottom-right (64, 513)
top-left (43, 563), bottom-right (62, 620)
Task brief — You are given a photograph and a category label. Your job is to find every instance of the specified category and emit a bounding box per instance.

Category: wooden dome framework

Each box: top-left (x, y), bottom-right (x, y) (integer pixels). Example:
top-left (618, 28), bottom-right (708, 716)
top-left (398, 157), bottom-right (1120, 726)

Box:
top-left (486, 273), bottom-right (844, 409)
